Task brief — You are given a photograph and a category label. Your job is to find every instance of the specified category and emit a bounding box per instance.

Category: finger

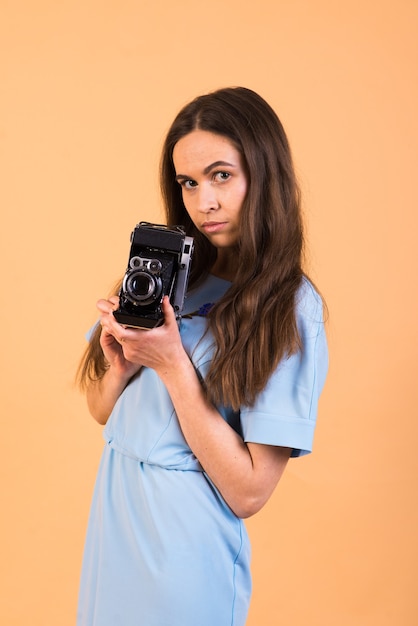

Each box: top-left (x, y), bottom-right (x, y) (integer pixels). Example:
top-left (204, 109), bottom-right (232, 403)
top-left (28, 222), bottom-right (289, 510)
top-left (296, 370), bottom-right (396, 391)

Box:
top-left (108, 295), bottom-right (120, 308)
top-left (161, 296), bottom-right (177, 325)
top-left (97, 299), bottom-right (115, 314)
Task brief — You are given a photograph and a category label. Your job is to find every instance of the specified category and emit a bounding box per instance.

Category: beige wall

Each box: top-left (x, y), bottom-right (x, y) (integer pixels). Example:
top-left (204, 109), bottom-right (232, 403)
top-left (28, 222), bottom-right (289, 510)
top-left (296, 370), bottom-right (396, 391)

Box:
top-left (1, 1), bottom-right (417, 624)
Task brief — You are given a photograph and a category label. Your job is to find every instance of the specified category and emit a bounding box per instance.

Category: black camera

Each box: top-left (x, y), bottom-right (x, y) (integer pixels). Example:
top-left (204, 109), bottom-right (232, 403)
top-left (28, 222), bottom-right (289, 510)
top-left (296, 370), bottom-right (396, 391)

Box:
top-left (113, 222), bottom-right (194, 329)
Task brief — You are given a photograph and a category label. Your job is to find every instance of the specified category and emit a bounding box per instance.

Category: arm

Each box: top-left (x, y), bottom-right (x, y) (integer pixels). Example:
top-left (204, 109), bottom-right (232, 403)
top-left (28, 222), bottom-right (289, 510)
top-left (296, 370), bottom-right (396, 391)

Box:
top-left (86, 297), bottom-right (142, 424)
top-left (86, 367), bottom-right (134, 425)
top-left (159, 347), bottom-right (291, 518)
top-left (115, 297), bottom-right (290, 518)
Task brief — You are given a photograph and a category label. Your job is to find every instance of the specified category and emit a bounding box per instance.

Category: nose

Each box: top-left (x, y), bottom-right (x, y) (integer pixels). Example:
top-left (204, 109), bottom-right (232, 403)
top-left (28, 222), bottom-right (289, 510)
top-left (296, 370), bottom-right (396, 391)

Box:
top-left (196, 182), bottom-right (220, 213)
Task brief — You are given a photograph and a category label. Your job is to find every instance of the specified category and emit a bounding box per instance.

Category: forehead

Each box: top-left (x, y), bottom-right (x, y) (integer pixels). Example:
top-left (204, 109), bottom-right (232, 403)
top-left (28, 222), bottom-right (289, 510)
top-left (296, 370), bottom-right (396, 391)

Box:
top-left (172, 130), bottom-right (242, 170)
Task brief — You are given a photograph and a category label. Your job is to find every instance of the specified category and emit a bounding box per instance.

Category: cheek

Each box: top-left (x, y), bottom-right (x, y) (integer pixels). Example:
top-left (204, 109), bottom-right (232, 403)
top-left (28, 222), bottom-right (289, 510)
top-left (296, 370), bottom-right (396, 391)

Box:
top-left (233, 181), bottom-right (248, 214)
top-left (181, 196), bottom-right (197, 222)
top-left (180, 190), bottom-right (191, 212)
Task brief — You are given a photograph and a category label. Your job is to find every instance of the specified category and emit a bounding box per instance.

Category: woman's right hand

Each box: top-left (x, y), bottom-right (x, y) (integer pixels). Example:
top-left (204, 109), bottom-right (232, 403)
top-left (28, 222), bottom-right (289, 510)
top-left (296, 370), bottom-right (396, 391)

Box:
top-left (97, 296), bottom-right (142, 382)
top-left (85, 296), bottom-right (142, 424)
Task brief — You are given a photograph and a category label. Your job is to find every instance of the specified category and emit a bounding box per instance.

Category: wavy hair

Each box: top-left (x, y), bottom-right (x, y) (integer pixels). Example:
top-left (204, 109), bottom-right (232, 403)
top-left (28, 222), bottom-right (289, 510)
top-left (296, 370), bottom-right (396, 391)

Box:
top-left (161, 87), bottom-right (306, 409)
top-left (78, 87), bottom-right (311, 410)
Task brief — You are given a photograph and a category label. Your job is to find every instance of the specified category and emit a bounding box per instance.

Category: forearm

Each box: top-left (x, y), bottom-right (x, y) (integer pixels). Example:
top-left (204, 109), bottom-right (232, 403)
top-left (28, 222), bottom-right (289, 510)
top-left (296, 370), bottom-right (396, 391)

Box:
top-left (86, 367), bottom-right (132, 425)
top-left (102, 297), bottom-right (289, 515)
top-left (158, 354), bottom-right (289, 518)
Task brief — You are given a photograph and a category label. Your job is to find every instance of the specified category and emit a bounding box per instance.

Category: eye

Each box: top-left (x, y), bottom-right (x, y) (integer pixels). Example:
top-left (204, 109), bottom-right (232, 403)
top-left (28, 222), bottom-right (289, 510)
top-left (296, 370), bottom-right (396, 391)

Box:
top-left (214, 171), bottom-right (231, 183)
top-left (179, 179), bottom-right (197, 190)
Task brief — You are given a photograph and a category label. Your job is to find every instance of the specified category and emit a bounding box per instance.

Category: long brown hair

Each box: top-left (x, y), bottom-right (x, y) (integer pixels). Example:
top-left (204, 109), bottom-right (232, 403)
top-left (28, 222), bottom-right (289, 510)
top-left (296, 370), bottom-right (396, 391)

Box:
top-left (78, 87), bottom-right (312, 410)
top-left (161, 87), bottom-right (306, 409)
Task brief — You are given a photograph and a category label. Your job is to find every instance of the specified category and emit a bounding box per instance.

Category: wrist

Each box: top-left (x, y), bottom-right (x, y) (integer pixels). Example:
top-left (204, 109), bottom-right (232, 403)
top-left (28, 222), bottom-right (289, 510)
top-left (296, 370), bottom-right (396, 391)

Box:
top-left (105, 362), bottom-right (140, 388)
top-left (157, 350), bottom-right (202, 398)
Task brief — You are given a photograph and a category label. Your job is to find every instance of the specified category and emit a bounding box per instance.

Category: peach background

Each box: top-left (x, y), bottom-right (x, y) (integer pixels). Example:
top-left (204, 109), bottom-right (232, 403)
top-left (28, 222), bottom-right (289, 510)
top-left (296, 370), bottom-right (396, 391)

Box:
top-left (1, 1), bottom-right (417, 624)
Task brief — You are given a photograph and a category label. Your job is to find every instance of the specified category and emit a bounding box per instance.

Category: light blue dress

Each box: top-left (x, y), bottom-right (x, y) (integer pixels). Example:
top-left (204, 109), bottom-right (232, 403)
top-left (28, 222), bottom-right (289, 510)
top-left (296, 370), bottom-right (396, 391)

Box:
top-left (77, 275), bottom-right (328, 626)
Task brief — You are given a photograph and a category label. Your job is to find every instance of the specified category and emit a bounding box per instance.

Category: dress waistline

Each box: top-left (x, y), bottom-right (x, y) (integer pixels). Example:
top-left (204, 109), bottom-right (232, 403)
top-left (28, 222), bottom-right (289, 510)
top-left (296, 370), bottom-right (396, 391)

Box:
top-left (106, 437), bottom-right (204, 472)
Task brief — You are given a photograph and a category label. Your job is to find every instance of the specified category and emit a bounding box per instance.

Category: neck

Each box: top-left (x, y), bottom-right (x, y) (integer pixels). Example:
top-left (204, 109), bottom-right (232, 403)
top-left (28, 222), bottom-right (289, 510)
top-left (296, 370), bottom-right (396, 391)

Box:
top-left (210, 249), bottom-right (238, 282)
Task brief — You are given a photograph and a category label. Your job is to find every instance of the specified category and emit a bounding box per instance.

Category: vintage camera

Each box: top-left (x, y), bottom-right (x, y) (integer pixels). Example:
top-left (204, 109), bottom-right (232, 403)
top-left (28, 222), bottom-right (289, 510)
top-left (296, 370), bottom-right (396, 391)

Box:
top-left (113, 222), bottom-right (194, 329)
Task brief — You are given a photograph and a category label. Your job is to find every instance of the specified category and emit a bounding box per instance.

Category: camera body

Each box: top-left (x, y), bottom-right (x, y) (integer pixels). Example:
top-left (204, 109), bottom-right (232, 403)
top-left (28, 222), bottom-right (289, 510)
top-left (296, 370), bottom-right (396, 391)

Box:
top-left (113, 222), bottom-right (194, 329)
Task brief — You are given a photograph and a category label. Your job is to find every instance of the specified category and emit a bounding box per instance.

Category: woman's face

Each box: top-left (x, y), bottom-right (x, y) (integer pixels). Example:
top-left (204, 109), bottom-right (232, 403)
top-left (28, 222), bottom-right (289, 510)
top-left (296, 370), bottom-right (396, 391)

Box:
top-left (172, 130), bottom-right (248, 252)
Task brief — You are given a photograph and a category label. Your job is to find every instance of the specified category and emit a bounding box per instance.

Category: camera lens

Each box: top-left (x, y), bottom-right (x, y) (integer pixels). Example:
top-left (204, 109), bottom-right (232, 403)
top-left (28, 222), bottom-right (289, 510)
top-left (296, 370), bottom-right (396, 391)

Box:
top-left (124, 269), bottom-right (163, 306)
top-left (131, 273), bottom-right (153, 297)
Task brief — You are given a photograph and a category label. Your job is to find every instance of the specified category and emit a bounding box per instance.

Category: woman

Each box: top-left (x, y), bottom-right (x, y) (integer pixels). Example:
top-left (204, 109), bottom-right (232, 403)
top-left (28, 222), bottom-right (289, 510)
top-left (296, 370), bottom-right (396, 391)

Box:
top-left (76, 87), bottom-right (328, 626)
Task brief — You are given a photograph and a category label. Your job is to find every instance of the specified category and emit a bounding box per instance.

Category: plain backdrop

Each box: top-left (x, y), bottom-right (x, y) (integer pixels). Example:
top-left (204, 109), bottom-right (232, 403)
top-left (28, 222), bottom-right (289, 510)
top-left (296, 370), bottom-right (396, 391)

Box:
top-left (1, 1), bottom-right (417, 624)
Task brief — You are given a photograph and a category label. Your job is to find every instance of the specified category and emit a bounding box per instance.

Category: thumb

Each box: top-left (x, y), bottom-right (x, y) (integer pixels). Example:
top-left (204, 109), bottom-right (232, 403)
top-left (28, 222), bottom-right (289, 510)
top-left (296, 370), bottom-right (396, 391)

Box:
top-left (162, 296), bottom-right (177, 325)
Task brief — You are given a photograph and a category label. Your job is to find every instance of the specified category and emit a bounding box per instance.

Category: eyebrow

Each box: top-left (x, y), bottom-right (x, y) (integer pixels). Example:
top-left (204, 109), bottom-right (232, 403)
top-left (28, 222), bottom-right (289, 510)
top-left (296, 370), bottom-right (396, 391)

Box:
top-left (175, 160), bottom-right (235, 181)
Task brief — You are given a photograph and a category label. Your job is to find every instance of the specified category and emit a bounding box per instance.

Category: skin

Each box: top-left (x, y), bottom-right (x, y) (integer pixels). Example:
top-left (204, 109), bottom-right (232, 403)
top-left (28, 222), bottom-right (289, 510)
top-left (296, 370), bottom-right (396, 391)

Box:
top-left (173, 130), bottom-right (247, 281)
top-left (87, 130), bottom-right (291, 518)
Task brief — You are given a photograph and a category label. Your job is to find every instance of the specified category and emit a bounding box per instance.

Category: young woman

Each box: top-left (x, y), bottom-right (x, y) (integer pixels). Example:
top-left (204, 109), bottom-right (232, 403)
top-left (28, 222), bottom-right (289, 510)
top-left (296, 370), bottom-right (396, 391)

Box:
top-left (76, 87), bottom-right (328, 626)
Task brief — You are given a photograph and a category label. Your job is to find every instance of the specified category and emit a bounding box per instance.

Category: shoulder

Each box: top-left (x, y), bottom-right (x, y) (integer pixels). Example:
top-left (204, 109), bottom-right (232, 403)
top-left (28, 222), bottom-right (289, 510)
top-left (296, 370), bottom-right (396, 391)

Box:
top-left (295, 277), bottom-right (326, 338)
top-left (296, 276), bottom-right (323, 312)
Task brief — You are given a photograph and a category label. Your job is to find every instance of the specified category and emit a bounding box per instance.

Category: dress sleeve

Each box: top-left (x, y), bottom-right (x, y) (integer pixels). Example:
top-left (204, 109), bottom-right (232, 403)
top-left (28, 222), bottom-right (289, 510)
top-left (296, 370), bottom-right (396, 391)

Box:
top-left (240, 280), bottom-right (328, 457)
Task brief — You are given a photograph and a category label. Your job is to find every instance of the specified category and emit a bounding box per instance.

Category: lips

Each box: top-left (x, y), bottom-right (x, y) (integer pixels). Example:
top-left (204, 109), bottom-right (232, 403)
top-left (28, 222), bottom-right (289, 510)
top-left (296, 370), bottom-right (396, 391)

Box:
top-left (201, 221), bottom-right (227, 233)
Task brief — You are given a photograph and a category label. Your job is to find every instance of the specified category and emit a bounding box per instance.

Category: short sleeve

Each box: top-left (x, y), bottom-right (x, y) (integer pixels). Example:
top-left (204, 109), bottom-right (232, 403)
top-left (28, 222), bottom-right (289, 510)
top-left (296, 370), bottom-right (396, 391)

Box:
top-left (86, 321), bottom-right (100, 342)
top-left (240, 279), bottom-right (328, 457)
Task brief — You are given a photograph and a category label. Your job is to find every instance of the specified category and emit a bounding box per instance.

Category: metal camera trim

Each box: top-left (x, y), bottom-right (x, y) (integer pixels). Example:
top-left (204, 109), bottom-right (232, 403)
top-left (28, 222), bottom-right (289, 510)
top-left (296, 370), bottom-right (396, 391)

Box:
top-left (123, 256), bottom-right (164, 306)
top-left (113, 222), bottom-right (194, 329)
